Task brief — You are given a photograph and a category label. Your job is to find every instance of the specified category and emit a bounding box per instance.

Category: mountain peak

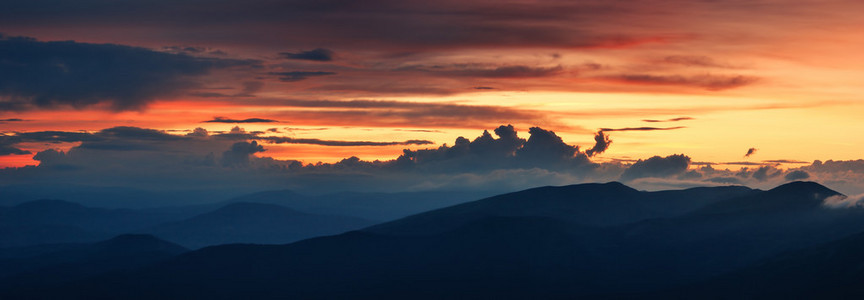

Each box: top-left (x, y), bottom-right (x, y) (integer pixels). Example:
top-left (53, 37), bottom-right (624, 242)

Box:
top-left (768, 181), bottom-right (841, 197)
top-left (699, 181), bottom-right (842, 214)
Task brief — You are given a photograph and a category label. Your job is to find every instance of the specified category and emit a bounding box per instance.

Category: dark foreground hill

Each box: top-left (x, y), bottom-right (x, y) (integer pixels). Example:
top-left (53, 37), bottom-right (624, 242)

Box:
top-left (143, 202), bottom-right (376, 249)
top-left (0, 234), bottom-right (187, 291)
top-left (666, 229), bottom-right (864, 299)
top-left (6, 181), bottom-right (864, 299)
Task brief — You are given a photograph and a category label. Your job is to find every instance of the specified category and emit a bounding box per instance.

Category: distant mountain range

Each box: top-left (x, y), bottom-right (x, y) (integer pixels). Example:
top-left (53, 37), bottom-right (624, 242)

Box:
top-left (142, 202), bottom-right (375, 249)
top-left (6, 181), bottom-right (864, 298)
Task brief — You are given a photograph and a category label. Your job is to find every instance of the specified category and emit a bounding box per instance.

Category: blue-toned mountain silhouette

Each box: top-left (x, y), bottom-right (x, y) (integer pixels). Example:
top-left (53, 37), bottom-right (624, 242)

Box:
top-left (5, 181), bottom-right (864, 299)
top-left (142, 202), bottom-right (375, 248)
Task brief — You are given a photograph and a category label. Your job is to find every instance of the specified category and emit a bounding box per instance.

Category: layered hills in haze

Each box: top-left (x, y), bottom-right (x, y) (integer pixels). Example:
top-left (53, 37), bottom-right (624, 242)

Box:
top-left (5, 181), bottom-right (863, 298)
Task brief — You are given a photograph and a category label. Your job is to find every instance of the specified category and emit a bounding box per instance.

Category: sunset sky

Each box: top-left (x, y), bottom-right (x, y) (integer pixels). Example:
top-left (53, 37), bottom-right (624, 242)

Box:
top-left (2, 0), bottom-right (864, 197)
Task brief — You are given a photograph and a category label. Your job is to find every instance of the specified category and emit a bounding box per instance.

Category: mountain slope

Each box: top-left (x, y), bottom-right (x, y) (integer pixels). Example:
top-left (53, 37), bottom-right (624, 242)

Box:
top-left (0, 234), bottom-right (187, 291)
top-left (668, 230), bottom-right (864, 299)
top-left (367, 182), bottom-right (755, 235)
top-left (226, 190), bottom-right (490, 221)
top-left (143, 202), bottom-right (376, 248)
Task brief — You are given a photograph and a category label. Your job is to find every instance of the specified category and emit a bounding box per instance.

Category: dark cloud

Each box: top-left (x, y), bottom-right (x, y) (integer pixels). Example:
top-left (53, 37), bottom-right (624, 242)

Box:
top-left (0, 124), bottom-right (619, 195)
top-left (764, 159), bottom-right (808, 164)
top-left (752, 165), bottom-right (782, 181)
top-left (785, 170), bottom-right (810, 181)
top-left (515, 127), bottom-right (583, 167)
top-left (0, 118), bottom-right (25, 123)
top-left (384, 125), bottom-right (593, 172)
top-left (0, 35), bottom-right (257, 111)
top-left (585, 130), bottom-right (611, 157)
top-left (262, 137), bottom-right (433, 147)
top-left (0, 145), bottom-right (30, 155)
top-left (161, 45), bottom-right (225, 56)
top-left (745, 147), bottom-right (758, 157)
top-left (805, 160), bottom-right (864, 174)
top-left (271, 71), bottom-right (337, 82)
top-left (641, 117), bottom-right (693, 123)
top-left (473, 86), bottom-right (496, 90)
top-left (620, 154), bottom-right (691, 181)
top-left (599, 126), bottom-right (685, 132)
top-left (0, 1), bottom-right (669, 52)
top-left (203, 117), bottom-right (279, 123)
top-left (605, 74), bottom-right (758, 91)
top-left (279, 48), bottom-right (334, 61)
top-left (222, 141), bottom-right (265, 167)
top-left (187, 127), bottom-right (210, 137)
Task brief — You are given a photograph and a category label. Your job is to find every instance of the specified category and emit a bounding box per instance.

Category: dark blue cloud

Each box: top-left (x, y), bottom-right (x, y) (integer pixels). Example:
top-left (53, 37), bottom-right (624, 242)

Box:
top-left (270, 71), bottom-right (336, 82)
top-left (0, 35), bottom-right (258, 111)
top-left (204, 117), bottom-right (279, 123)
top-left (222, 141), bottom-right (265, 167)
top-left (785, 170), bottom-right (810, 181)
top-left (0, 145), bottom-right (30, 155)
top-left (280, 48), bottom-right (334, 61)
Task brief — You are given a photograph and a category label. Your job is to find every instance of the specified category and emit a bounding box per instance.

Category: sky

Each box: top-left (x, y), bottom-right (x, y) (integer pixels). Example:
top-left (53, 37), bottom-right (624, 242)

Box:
top-left (2, 0), bottom-right (864, 198)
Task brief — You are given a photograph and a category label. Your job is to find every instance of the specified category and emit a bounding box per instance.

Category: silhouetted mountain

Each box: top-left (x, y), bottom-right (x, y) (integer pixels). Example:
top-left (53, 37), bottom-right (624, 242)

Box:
top-left (10, 181), bottom-right (864, 299)
top-left (143, 202), bottom-right (376, 249)
top-left (598, 181), bottom-right (864, 288)
top-left (0, 234), bottom-right (186, 291)
top-left (227, 190), bottom-right (490, 221)
top-left (367, 182), bottom-right (755, 235)
top-left (695, 181), bottom-right (841, 214)
top-left (0, 200), bottom-right (183, 247)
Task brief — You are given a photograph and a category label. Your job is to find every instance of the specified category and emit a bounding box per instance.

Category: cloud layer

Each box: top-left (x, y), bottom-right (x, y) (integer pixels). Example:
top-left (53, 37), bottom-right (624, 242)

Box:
top-left (0, 35), bottom-right (257, 110)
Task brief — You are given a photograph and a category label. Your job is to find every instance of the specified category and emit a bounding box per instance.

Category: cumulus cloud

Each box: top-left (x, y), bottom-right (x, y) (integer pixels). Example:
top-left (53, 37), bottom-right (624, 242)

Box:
top-left (620, 154), bottom-right (691, 181)
top-left (0, 35), bottom-right (257, 111)
top-left (0, 124), bottom-right (622, 194)
top-left (279, 48), bottom-right (334, 61)
top-left (785, 170), bottom-right (810, 181)
top-left (752, 165), bottom-right (782, 181)
top-left (221, 141), bottom-right (265, 167)
top-left (585, 130), bottom-right (611, 157)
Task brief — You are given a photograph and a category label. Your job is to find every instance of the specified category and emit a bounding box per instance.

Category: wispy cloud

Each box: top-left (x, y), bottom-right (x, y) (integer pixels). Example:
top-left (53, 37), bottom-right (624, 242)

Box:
top-left (203, 117), bottom-right (279, 123)
top-left (599, 126), bottom-right (686, 132)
